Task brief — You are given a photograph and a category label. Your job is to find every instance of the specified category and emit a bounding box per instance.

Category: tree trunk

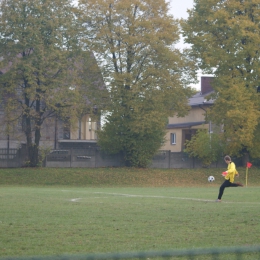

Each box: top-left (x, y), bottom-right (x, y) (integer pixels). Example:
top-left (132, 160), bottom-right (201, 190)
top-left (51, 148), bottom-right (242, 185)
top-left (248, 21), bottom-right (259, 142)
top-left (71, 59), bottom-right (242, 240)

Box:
top-left (24, 95), bottom-right (42, 167)
top-left (242, 152), bottom-right (250, 167)
top-left (28, 144), bottom-right (38, 167)
top-left (24, 110), bottom-right (32, 165)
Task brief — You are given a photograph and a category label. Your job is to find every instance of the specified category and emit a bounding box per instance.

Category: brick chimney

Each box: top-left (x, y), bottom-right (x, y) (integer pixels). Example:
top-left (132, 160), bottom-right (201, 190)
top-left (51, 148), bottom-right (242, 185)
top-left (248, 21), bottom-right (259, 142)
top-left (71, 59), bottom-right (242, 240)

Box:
top-left (201, 76), bottom-right (214, 94)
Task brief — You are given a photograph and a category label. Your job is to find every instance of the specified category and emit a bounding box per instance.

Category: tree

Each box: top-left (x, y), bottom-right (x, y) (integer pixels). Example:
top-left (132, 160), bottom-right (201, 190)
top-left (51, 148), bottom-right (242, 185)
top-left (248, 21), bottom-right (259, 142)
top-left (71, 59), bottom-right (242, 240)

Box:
top-left (0, 0), bottom-right (106, 166)
top-left (182, 0), bottom-right (260, 161)
top-left (78, 0), bottom-right (197, 167)
top-left (184, 129), bottom-right (225, 167)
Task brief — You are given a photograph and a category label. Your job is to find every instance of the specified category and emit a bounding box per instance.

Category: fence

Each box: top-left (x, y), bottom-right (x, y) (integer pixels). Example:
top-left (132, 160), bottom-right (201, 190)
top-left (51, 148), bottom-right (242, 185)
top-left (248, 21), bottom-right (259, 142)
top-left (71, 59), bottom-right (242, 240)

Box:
top-left (0, 148), bottom-right (23, 167)
top-left (44, 149), bottom-right (228, 168)
top-left (150, 150), bottom-right (228, 169)
top-left (0, 147), bottom-right (229, 169)
top-left (45, 148), bottom-right (124, 168)
top-left (1, 246), bottom-right (260, 260)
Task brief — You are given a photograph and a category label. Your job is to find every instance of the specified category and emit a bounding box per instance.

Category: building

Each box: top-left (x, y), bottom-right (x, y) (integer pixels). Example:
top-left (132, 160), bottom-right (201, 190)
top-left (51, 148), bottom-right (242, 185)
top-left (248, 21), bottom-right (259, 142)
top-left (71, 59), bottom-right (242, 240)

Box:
top-left (161, 76), bottom-right (215, 152)
top-left (0, 51), bottom-right (106, 153)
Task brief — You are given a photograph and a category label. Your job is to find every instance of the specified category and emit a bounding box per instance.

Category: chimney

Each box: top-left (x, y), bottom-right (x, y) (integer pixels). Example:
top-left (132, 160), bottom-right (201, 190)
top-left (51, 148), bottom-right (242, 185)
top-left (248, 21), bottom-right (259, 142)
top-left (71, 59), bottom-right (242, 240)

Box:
top-left (201, 76), bottom-right (214, 94)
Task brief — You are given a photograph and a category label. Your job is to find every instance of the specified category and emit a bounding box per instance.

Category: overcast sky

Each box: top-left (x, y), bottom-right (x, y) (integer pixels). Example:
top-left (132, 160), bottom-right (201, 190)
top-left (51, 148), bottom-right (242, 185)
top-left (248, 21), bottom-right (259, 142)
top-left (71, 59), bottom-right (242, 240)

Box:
top-left (169, 0), bottom-right (194, 19)
top-left (169, 0), bottom-right (192, 50)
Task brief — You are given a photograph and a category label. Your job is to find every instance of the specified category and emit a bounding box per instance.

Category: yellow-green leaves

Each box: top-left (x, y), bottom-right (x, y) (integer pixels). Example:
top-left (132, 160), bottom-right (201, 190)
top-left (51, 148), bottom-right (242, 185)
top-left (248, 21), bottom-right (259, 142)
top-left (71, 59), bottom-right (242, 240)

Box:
top-left (78, 0), bottom-right (196, 166)
top-left (0, 0), bottom-right (106, 166)
top-left (183, 0), bottom-right (260, 158)
top-left (185, 129), bottom-right (225, 166)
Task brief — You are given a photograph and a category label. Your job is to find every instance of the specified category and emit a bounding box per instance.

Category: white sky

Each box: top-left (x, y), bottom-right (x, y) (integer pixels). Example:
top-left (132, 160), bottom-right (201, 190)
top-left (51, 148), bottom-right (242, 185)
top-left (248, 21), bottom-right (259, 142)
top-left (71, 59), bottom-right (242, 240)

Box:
top-left (169, 0), bottom-right (192, 50)
top-left (169, 0), bottom-right (194, 19)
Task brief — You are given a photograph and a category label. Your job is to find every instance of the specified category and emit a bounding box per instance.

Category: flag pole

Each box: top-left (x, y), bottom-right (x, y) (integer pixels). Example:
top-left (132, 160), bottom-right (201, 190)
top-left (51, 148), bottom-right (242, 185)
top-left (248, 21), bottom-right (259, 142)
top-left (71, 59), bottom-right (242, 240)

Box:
top-left (246, 166), bottom-right (248, 187)
top-left (246, 162), bottom-right (252, 187)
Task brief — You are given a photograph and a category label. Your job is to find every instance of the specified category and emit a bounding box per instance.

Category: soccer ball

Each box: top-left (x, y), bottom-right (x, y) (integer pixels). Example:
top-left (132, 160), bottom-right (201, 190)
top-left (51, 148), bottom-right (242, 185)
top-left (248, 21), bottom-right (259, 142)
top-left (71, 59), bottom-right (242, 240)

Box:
top-left (208, 176), bottom-right (215, 182)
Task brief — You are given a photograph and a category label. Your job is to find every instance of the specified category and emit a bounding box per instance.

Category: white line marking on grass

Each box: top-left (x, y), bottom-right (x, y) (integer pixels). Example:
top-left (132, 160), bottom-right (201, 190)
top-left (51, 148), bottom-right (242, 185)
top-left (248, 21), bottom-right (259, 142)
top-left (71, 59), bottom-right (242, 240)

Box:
top-left (94, 192), bottom-right (260, 204)
top-left (69, 197), bottom-right (109, 202)
top-left (70, 198), bottom-right (82, 202)
top-left (94, 192), bottom-right (214, 202)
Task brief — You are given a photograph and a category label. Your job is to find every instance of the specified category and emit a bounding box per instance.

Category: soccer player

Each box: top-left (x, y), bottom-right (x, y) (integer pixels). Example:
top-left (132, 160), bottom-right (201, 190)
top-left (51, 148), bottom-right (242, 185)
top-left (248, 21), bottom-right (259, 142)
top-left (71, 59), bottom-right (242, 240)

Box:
top-left (216, 155), bottom-right (243, 202)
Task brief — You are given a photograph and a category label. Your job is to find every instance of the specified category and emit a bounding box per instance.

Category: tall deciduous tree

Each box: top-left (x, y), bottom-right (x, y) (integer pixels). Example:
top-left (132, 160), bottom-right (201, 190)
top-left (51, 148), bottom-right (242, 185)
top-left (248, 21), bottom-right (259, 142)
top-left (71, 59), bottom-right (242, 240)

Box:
top-left (78, 0), bottom-right (196, 167)
top-left (0, 0), bottom-right (106, 166)
top-left (182, 0), bottom-right (260, 161)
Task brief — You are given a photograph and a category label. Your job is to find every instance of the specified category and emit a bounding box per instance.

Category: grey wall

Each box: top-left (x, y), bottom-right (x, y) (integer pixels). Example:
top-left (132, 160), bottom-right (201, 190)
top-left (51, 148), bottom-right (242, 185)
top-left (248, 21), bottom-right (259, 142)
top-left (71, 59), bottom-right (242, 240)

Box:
top-left (0, 147), bottom-right (231, 169)
top-left (150, 151), bottom-right (227, 169)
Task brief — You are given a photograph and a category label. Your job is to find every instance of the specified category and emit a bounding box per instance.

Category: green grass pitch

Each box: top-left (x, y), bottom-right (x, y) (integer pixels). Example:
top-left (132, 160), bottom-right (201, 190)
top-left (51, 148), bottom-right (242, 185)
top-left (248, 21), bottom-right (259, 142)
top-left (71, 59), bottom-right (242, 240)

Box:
top-left (0, 167), bottom-right (259, 259)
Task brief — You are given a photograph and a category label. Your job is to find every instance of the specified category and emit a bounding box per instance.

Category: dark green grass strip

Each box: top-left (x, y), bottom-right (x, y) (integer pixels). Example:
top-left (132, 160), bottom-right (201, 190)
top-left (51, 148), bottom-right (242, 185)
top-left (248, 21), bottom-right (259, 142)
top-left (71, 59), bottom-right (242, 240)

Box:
top-left (1, 246), bottom-right (260, 260)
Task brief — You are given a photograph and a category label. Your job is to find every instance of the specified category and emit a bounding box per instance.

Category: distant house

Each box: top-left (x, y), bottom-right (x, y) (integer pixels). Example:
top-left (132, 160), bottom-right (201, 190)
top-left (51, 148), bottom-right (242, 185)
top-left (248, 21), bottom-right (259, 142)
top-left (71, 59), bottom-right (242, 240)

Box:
top-left (0, 51), bottom-right (106, 151)
top-left (161, 76), bottom-right (216, 152)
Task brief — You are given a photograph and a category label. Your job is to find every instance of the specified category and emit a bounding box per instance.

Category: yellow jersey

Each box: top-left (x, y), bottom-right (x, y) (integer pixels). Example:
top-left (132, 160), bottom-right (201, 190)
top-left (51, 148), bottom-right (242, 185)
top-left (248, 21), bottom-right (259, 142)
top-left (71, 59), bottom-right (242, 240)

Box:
top-left (225, 162), bottom-right (238, 183)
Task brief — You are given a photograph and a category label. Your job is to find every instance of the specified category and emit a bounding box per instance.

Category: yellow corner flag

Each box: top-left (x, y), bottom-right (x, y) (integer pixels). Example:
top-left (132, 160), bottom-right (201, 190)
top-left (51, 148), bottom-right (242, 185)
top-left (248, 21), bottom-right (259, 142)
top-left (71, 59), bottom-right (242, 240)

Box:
top-left (246, 162), bottom-right (252, 187)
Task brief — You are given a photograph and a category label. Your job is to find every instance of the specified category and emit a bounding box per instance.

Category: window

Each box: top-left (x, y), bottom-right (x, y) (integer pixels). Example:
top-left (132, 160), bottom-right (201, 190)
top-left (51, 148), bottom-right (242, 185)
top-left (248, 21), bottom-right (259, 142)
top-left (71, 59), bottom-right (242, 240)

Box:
top-left (63, 119), bottom-right (70, 140)
top-left (171, 133), bottom-right (176, 145)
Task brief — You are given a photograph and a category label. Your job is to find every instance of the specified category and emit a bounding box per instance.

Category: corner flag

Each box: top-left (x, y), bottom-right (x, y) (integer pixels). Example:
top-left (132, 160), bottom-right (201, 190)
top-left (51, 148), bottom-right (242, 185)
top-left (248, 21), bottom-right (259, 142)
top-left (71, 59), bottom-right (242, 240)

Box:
top-left (246, 162), bottom-right (252, 187)
top-left (247, 162), bottom-right (252, 168)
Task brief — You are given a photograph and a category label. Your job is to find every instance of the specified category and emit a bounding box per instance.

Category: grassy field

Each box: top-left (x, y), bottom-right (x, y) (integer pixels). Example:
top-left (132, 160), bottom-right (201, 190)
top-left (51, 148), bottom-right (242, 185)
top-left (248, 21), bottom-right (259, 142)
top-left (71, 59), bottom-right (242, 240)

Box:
top-left (0, 167), bottom-right (260, 259)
